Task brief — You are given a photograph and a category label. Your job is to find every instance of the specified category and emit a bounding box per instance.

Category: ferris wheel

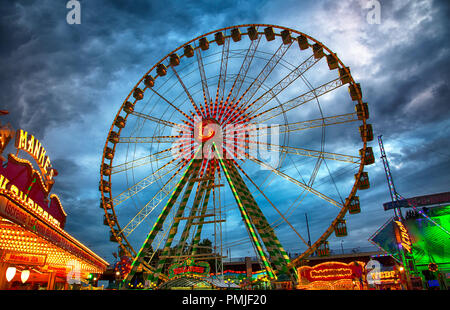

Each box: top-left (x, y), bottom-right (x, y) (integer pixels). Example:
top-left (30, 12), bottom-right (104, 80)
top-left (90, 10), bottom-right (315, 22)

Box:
top-left (99, 24), bottom-right (374, 286)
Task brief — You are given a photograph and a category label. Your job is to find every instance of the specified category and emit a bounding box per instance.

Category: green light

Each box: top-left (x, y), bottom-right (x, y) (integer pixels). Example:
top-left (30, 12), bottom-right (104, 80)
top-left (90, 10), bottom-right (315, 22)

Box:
top-left (406, 205), bottom-right (450, 266)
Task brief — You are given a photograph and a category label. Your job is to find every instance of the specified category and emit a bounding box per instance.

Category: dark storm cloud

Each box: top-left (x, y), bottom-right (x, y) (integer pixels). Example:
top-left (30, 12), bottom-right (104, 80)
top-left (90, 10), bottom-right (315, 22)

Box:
top-left (360, 0), bottom-right (450, 137)
top-left (0, 0), bottom-right (264, 138)
top-left (0, 0), bottom-right (267, 261)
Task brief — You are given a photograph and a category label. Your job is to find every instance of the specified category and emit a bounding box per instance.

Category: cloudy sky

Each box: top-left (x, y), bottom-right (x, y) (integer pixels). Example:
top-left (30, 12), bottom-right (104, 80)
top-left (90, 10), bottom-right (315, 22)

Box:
top-left (0, 0), bottom-right (449, 265)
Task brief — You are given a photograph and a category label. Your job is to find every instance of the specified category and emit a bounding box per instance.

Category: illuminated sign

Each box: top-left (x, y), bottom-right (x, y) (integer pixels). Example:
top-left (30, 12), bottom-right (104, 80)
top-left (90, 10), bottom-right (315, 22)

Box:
top-left (0, 174), bottom-right (61, 227)
top-left (394, 220), bottom-right (412, 253)
top-left (1, 252), bottom-right (47, 266)
top-left (15, 129), bottom-right (56, 190)
top-left (173, 265), bottom-right (206, 275)
top-left (371, 270), bottom-right (397, 280)
top-left (297, 261), bottom-right (364, 283)
top-left (0, 153), bottom-right (66, 228)
top-left (168, 259), bottom-right (210, 279)
top-left (0, 128), bottom-right (66, 229)
top-left (384, 192), bottom-right (450, 210)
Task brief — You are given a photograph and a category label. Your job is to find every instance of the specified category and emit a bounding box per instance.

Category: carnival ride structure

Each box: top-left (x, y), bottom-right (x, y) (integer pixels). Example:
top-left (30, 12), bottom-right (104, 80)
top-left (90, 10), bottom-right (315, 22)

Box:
top-left (98, 24), bottom-right (374, 288)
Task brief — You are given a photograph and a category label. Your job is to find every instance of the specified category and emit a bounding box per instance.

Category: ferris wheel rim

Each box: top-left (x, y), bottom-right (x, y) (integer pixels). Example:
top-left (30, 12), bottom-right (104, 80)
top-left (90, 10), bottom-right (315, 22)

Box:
top-left (99, 24), bottom-right (370, 267)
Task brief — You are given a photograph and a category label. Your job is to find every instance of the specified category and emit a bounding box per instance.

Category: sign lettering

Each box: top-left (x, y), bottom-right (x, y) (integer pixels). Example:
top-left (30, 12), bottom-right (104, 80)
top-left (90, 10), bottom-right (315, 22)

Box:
top-left (15, 129), bottom-right (56, 188)
top-left (394, 220), bottom-right (412, 253)
top-left (0, 174), bottom-right (61, 227)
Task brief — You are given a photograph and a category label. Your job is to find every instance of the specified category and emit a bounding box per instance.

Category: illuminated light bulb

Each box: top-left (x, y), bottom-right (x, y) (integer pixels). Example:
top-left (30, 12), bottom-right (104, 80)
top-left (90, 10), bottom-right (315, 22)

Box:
top-left (6, 266), bottom-right (16, 282)
top-left (21, 269), bottom-right (30, 283)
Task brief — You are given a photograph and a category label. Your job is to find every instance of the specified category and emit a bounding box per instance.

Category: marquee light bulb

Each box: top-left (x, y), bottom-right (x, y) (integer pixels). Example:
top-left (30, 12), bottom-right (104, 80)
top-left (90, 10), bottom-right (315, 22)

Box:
top-left (21, 269), bottom-right (30, 283)
top-left (6, 266), bottom-right (16, 282)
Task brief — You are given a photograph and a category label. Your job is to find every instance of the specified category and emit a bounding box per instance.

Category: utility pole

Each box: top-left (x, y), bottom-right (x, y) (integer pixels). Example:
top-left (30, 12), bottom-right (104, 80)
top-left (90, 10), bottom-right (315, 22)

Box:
top-left (305, 213), bottom-right (311, 247)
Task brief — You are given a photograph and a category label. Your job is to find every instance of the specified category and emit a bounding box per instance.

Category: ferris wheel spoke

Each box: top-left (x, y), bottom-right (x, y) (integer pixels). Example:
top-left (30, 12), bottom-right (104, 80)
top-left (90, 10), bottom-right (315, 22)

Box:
top-left (250, 157), bottom-right (343, 209)
top-left (249, 141), bottom-right (360, 164)
top-left (111, 147), bottom-right (175, 175)
top-left (245, 77), bottom-right (346, 124)
top-left (279, 112), bottom-right (360, 133)
top-left (218, 35), bottom-right (261, 123)
top-left (195, 43), bottom-right (212, 116)
top-left (119, 164), bottom-right (187, 237)
top-left (225, 134), bottom-right (360, 164)
top-left (221, 143), bottom-right (343, 209)
top-left (223, 41), bottom-right (293, 124)
top-left (240, 113), bottom-right (359, 139)
top-left (112, 159), bottom-right (183, 207)
top-left (129, 110), bottom-right (188, 131)
top-left (242, 55), bottom-right (320, 118)
top-left (226, 140), bottom-right (344, 209)
top-left (171, 66), bottom-right (204, 118)
top-left (118, 135), bottom-right (187, 144)
top-left (147, 87), bottom-right (195, 124)
top-left (214, 36), bottom-right (231, 118)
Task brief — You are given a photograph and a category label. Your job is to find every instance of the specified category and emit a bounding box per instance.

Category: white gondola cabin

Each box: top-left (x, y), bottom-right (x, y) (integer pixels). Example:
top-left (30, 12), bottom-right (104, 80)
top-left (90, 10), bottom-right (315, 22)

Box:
top-left (103, 213), bottom-right (116, 226)
top-left (144, 75), bottom-right (154, 88)
top-left (247, 26), bottom-right (258, 41)
top-left (281, 29), bottom-right (292, 44)
top-left (264, 26), bottom-right (275, 41)
top-left (297, 35), bottom-right (309, 50)
top-left (312, 43), bottom-right (324, 59)
top-left (339, 67), bottom-right (351, 84)
top-left (199, 37), bottom-right (209, 50)
top-left (359, 147), bottom-right (375, 165)
top-left (355, 102), bottom-right (369, 120)
top-left (115, 116), bottom-right (126, 129)
top-left (108, 131), bottom-right (120, 144)
top-left (348, 83), bottom-right (362, 101)
top-left (231, 28), bottom-right (241, 42)
top-left (334, 219), bottom-right (348, 237)
top-left (355, 172), bottom-right (370, 190)
top-left (215, 31), bottom-right (225, 45)
top-left (359, 124), bottom-right (373, 142)
top-left (347, 196), bottom-right (361, 214)
top-left (169, 53), bottom-right (180, 67)
top-left (156, 63), bottom-right (167, 76)
top-left (104, 147), bottom-right (115, 160)
top-left (123, 101), bottom-right (135, 114)
top-left (316, 241), bottom-right (330, 257)
top-left (133, 88), bottom-right (144, 100)
top-left (184, 44), bottom-right (194, 58)
top-left (102, 163), bottom-right (112, 176)
top-left (326, 53), bottom-right (339, 70)
top-left (99, 179), bottom-right (111, 192)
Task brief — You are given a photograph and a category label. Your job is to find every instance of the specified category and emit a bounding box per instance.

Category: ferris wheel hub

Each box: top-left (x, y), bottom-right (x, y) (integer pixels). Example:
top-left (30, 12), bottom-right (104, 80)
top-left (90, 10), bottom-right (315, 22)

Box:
top-left (194, 117), bottom-right (220, 143)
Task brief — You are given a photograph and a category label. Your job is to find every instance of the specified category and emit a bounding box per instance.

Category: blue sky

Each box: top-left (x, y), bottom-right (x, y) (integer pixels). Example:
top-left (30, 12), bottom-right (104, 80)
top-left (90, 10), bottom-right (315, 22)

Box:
top-left (0, 0), bottom-right (449, 265)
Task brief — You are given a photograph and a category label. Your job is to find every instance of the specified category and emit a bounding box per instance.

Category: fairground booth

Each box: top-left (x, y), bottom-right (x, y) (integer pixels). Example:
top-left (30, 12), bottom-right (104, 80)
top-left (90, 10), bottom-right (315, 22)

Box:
top-left (294, 250), bottom-right (404, 290)
top-left (370, 192), bottom-right (450, 290)
top-left (0, 127), bottom-right (108, 290)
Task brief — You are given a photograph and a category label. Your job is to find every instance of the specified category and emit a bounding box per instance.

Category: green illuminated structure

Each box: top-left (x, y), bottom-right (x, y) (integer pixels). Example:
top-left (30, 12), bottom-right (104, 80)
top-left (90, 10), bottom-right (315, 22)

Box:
top-left (370, 205), bottom-right (450, 288)
top-left (122, 147), bottom-right (298, 288)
